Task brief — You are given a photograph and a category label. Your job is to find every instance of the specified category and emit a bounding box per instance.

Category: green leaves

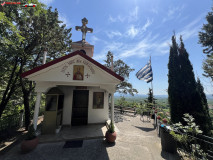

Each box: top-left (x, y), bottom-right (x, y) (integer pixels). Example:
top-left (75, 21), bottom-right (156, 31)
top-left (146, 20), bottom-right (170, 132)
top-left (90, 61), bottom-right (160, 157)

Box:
top-left (199, 8), bottom-right (213, 81)
top-left (170, 114), bottom-right (207, 159)
top-left (104, 51), bottom-right (138, 96)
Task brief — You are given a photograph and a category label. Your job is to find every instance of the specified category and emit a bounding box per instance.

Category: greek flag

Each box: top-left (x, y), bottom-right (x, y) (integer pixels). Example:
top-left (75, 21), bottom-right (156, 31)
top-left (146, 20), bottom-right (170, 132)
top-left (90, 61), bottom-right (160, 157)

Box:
top-left (136, 59), bottom-right (153, 83)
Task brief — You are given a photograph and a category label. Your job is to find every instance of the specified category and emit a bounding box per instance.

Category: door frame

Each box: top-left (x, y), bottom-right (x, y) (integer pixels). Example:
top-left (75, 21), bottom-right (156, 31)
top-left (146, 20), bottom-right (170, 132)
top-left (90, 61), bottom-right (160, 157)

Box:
top-left (71, 90), bottom-right (89, 125)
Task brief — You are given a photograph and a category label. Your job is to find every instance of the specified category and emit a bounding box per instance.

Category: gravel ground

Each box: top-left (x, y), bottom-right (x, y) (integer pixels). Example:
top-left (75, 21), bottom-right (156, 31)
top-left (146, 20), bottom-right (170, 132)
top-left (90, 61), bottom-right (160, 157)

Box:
top-left (0, 113), bottom-right (180, 160)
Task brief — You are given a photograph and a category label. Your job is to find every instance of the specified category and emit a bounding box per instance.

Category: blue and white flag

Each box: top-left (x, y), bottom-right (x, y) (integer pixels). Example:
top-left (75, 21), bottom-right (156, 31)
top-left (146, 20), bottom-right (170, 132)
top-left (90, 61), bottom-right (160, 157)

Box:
top-left (136, 59), bottom-right (153, 83)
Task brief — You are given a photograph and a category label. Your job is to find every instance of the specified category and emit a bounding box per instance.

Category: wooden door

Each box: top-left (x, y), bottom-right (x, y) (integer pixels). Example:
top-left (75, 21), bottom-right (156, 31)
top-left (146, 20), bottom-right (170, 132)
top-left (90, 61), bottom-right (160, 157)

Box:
top-left (72, 90), bottom-right (89, 126)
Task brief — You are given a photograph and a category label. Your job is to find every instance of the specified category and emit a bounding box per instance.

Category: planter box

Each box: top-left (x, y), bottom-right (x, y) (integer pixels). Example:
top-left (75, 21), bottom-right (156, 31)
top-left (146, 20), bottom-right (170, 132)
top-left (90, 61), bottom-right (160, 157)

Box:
top-left (160, 126), bottom-right (177, 154)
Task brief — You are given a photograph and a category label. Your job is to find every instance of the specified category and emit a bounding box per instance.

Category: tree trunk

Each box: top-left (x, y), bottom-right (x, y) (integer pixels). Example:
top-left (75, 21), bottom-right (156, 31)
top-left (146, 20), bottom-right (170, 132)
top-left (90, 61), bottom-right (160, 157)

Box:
top-left (0, 57), bottom-right (19, 117)
top-left (23, 91), bottom-right (31, 130)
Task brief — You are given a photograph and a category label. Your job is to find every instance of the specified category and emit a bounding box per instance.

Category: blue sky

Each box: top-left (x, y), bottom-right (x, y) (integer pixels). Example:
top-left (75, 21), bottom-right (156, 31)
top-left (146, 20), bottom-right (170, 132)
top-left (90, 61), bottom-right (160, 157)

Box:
top-left (39, 0), bottom-right (213, 95)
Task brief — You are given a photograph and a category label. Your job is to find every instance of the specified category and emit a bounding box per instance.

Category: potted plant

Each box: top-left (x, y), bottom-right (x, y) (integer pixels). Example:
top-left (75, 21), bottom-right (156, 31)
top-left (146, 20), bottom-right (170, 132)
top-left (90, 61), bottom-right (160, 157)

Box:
top-left (157, 115), bottom-right (161, 120)
top-left (162, 118), bottom-right (168, 124)
top-left (21, 125), bottom-right (39, 153)
top-left (105, 121), bottom-right (116, 143)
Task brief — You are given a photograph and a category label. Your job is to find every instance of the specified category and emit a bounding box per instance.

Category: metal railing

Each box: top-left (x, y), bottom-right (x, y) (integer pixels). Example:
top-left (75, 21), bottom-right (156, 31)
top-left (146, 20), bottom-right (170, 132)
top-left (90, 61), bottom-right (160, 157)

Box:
top-left (154, 110), bottom-right (213, 159)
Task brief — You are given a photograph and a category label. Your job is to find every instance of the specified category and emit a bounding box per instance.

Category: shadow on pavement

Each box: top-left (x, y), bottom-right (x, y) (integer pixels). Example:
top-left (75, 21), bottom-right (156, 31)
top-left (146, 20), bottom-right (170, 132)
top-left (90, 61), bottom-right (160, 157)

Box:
top-left (134, 126), bottom-right (155, 132)
top-left (161, 150), bottom-right (181, 160)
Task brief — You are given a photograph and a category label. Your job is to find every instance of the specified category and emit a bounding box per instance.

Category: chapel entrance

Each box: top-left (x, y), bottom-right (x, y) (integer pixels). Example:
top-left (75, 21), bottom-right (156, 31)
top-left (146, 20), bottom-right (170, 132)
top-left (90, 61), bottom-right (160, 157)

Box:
top-left (72, 90), bottom-right (89, 126)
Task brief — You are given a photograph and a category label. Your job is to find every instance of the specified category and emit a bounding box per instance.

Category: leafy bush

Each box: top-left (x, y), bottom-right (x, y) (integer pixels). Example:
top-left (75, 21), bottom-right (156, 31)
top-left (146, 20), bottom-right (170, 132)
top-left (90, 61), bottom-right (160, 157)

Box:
top-left (108, 121), bottom-right (115, 133)
top-left (170, 114), bottom-right (207, 159)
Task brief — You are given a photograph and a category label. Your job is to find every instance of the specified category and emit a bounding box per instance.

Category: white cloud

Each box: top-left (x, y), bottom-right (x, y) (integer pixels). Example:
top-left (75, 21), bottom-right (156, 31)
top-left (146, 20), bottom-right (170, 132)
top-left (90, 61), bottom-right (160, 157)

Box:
top-left (176, 16), bottom-right (203, 40)
top-left (39, 0), bottom-right (54, 5)
top-left (108, 6), bottom-right (139, 23)
top-left (58, 13), bottom-right (70, 27)
top-left (125, 19), bottom-right (152, 39)
top-left (90, 36), bottom-right (100, 45)
top-left (106, 31), bottom-right (122, 39)
top-left (128, 6), bottom-right (139, 22)
top-left (142, 19), bottom-right (153, 32)
top-left (94, 32), bottom-right (169, 61)
top-left (127, 25), bottom-right (139, 38)
top-left (93, 42), bottom-right (124, 60)
top-left (108, 15), bottom-right (125, 23)
top-left (108, 15), bottom-right (117, 23)
top-left (163, 5), bottom-right (185, 23)
top-left (119, 33), bottom-right (166, 58)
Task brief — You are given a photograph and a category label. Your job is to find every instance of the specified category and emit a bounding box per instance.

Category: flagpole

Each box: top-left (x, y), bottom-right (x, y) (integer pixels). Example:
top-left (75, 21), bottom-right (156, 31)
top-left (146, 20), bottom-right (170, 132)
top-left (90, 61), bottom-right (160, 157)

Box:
top-left (150, 56), bottom-right (153, 94)
top-left (150, 56), bottom-right (154, 107)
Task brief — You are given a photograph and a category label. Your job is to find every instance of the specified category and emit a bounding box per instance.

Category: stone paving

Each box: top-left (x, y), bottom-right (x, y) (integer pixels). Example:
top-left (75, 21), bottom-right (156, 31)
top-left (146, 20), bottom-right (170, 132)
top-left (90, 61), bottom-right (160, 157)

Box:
top-left (0, 114), bottom-right (180, 160)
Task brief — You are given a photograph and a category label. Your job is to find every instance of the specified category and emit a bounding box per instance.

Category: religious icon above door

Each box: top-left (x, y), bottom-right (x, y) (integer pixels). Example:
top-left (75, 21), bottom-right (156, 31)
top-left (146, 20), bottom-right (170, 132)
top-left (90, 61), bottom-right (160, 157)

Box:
top-left (73, 65), bottom-right (84, 80)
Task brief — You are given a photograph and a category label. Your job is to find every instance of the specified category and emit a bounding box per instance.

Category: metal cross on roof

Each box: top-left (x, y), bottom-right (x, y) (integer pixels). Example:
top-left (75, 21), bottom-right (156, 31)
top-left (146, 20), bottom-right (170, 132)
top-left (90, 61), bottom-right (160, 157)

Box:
top-left (75, 17), bottom-right (93, 46)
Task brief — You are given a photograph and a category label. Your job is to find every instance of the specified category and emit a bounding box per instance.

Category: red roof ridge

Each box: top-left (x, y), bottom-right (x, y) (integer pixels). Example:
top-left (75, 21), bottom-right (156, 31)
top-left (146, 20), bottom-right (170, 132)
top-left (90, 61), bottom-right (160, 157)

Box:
top-left (21, 50), bottom-right (124, 81)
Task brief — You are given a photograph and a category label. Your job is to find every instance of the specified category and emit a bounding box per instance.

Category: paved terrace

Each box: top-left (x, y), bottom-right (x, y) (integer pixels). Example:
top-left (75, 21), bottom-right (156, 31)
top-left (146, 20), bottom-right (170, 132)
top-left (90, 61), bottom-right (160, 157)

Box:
top-left (0, 114), bottom-right (179, 160)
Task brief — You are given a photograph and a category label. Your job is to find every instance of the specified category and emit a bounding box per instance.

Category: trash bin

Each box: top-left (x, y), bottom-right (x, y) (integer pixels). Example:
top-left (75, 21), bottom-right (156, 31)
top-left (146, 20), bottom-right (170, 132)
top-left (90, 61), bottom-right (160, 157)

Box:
top-left (160, 124), bottom-right (177, 154)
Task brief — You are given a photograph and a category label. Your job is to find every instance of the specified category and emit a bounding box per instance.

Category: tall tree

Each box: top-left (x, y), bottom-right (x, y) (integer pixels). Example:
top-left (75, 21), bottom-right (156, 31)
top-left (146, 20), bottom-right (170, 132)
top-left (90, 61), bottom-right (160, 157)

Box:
top-left (168, 35), bottom-right (182, 123)
top-left (0, 1), bottom-right (72, 129)
top-left (0, 11), bottom-right (24, 117)
top-left (144, 88), bottom-right (156, 111)
top-left (104, 51), bottom-right (138, 96)
top-left (199, 8), bottom-right (213, 81)
top-left (178, 36), bottom-right (200, 113)
top-left (168, 35), bottom-right (212, 135)
top-left (196, 78), bottom-right (212, 135)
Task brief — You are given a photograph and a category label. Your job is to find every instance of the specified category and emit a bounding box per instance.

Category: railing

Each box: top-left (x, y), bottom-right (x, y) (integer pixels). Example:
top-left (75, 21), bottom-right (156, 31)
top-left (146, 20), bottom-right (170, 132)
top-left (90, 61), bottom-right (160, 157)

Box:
top-left (154, 111), bottom-right (213, 159)
top-left (114, 105), bottom-right (137, 115)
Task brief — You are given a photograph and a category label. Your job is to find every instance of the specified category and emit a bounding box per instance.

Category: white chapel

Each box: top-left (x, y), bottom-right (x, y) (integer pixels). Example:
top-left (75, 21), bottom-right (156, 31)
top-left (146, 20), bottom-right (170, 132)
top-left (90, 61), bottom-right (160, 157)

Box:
top-left (21, 18), bottom-right (124, 134)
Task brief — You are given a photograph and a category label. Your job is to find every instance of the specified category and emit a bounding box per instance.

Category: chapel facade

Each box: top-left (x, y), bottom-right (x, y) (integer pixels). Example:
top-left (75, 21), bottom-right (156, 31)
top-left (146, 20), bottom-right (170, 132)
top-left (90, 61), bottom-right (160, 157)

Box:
top-left (21, 18), bottom-right (124, 134)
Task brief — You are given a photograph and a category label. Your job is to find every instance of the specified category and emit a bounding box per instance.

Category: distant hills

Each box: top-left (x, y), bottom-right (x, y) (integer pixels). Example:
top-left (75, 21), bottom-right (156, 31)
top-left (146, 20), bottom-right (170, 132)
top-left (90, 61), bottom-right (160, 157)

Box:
top-left (115, 94), bottom-right (213, 99)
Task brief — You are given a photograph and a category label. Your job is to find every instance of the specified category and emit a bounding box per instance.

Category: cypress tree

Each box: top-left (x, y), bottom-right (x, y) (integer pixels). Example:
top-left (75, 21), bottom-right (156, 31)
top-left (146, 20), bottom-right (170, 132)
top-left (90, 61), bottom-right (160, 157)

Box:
top-left (178, 36), bottom-right (205, 129)
top-left (168, 35), bottom-right (212, 135)
top-left (196, 78), bottom-right (212, 135)
top-left (168, 35), bottom-right (182, 123)
top-left (144, 88), bottom-right (156, 111)
top-left (178, 36), bottom-right (200, 113)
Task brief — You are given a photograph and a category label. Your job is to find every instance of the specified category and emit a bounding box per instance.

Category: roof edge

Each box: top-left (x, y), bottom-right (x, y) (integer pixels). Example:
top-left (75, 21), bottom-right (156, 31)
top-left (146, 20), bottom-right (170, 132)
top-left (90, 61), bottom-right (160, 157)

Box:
top-left (21, 51), bottom-right (124, 81)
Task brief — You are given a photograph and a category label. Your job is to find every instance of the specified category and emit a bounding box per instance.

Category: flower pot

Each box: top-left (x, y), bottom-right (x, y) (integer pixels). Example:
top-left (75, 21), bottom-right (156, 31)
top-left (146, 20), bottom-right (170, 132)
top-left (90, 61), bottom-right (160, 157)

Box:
top-left (162, 118), bottom-right (168, 124)
top-left (21, 137), bottom-right (39, 153)
top-left (157, 116), bottom-right (161, 120)
top-left (105, 131), bottom-right (117, 143)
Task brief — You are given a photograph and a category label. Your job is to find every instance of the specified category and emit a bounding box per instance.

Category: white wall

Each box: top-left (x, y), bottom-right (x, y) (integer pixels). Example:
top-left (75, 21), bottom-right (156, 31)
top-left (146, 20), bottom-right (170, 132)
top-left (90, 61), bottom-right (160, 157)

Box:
top-left (58, 86), bottom-right (108, 125)
top-left (88, 87), bottom-right (109, 124)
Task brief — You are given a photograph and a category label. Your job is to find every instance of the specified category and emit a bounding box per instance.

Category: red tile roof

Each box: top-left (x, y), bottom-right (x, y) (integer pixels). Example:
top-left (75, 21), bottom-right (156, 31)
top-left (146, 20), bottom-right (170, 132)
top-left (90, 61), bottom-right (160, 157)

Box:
top-left (21, 50), bottom-right (124, 81)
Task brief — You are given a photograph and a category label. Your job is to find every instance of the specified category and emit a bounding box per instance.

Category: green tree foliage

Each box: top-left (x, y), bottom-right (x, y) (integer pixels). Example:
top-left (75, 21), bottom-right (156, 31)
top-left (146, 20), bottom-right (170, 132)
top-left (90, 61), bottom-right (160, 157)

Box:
top-left (0, 10), bottom-right (25, 118)
top-left (0, 0), bottom-right (72, 129)
top-left (104, 51), bottom-right (138, 96)
top-left (144, 88), bottom-right (156, 111)
top-left (168, 35), bottom-right (182, 123)
top-left (170, 114), bottom-right (207, 159)
top-left (168, 35), bottom-right (212, 135)
top-left (199, 8), bottom-right (213, 81)
top-left (196, 78), bottom-right (212, 135)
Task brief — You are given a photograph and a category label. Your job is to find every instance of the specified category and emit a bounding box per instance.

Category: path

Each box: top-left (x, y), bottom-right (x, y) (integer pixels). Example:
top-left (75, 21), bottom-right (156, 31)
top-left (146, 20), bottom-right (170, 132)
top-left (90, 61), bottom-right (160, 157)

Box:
top-left (0, 115), bottom-right (179, 160)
